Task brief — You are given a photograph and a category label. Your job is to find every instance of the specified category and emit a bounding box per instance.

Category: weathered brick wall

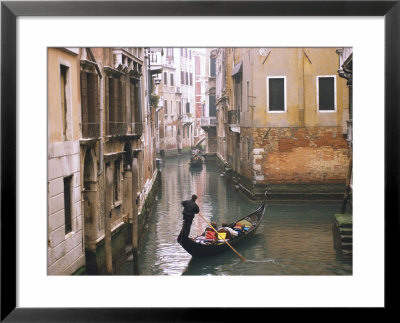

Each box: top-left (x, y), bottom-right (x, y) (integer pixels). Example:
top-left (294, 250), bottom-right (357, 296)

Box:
top-left (252, 127), bottom-right (350, 184)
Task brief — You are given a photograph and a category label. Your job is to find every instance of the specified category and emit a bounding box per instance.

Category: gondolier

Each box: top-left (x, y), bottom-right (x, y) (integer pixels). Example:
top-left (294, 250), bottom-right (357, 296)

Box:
top-left (177, 194), bottom-right (200, 243)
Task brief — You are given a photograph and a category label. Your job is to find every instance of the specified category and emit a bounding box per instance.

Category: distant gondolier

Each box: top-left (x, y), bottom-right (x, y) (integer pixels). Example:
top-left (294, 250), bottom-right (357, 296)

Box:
top-left (178, 194), bottom-right (200, 242)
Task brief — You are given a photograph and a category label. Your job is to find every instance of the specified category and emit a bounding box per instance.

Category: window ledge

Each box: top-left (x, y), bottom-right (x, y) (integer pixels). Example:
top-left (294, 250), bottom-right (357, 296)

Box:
top-left (65, 231), bottom-right (75, 239)
top-left (113, 201), bottom-right (122, 208)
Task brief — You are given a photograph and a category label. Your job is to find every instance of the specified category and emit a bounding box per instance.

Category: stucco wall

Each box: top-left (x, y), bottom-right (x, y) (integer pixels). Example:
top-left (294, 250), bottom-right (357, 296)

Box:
top-left (48, 48), bottom-right (82, 143)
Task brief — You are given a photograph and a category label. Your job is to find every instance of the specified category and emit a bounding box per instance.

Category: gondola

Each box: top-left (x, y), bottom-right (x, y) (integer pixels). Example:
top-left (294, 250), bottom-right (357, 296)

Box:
top-left (189, 155), bottom-right (203, 167)
top-left (178, 200), bottom-right (266, 257)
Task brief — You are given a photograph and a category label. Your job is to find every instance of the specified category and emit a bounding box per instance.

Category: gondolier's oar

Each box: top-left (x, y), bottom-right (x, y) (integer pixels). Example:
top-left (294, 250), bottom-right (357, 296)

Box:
top-left (197, 213), bottom-right (246, 262)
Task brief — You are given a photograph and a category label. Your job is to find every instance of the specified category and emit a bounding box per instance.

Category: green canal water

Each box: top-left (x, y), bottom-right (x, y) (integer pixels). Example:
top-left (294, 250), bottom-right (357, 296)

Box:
top-left (118, 154), bottom-right (352, 276)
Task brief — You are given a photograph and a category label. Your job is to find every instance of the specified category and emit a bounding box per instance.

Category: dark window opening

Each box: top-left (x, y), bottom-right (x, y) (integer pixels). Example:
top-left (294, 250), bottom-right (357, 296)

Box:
top-left (107, 77), bottom-right (125, 135)
top-left (209, 95), bottom-right (216, 117)
top-left (234, 74), bottom-right (242, 112)
top-left (113, 160), bottom-right (120, 203)
top-left (318, 77), bottom-right (335, 111)
top-left (64, 176), bottom-right (73, 234)
top-left (81, 72), bottom-right (99, 138)
top-left (60, 65), bottom-right (68, 140)
top-left (268, 78), bottom-right (285, 112)
top-left (210, 57), bottom-right (216, 77)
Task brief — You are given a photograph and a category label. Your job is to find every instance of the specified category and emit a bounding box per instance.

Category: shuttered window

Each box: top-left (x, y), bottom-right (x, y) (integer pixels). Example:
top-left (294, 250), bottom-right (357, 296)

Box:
top-left (209, 95), bottom-right (216, 117)
top-left (268, 77), bottom-right (285, 112)
top-left (318, 76), bottom-right (335, 111)
top-left (210, 57), bottom-right (216, 77)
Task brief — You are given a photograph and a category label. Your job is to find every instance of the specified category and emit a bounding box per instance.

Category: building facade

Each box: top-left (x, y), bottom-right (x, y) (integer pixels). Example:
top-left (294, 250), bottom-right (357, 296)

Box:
top-left (151, 48), bottom-right (198, 157)
top-left (192, 49), bottom-right (207, 147)
top-left (200, 48), bottom-right (218, 154)
top-left (48, 47), bottom-right (159, 275)
top-left (48, 48), bottom-right (85, 275)
top-left (215, 47), bottom-right (351, 199)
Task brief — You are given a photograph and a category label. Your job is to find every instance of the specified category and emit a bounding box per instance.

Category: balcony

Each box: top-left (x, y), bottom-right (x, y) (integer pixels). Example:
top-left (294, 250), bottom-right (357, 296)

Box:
top-left (107, 122), bottom-right (143, 137)
top-left (107, 122), bottom-right (128, 136)
top-left (82, 122), bottom-right (100, 139)
top-left (227, 110), bottom-right (240, 125)
top-left (199, 117), bottom-right (216, 127)
top-left (181, 114), bottom-right (194, 124)
top-left (130, 122), bottom-right (143, 136)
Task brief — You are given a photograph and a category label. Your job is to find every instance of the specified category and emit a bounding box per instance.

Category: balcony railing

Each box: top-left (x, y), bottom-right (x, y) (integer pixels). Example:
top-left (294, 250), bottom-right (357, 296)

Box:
top-left (82, 122), bottom-right (100, 138)
top-left (227, 110), bottom-right (240, 125)
top-left (181, 114), bottom-right (194, 124)
top-left (107, 122), bottom-right (128, 136)
top-left (130, 122), bottom-right (143, 135)
top-left (106, 121), bottom-right (143, 136)
top-left (199, 117), bottom-right (216, 126)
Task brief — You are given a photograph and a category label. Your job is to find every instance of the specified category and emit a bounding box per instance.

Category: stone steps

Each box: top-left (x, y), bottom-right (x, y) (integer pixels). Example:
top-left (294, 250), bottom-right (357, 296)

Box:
top-left (333, 214), bottom-right (352, 254)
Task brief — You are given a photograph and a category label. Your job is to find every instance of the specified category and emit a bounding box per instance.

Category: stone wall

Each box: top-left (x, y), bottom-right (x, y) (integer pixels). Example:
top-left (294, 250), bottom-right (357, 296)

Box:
top-left (252, 127), bottom-right (350, 184)
top-left (48, 141), bottom-right (85, 275)
top-left (137, 170), bottom-right (161, 248)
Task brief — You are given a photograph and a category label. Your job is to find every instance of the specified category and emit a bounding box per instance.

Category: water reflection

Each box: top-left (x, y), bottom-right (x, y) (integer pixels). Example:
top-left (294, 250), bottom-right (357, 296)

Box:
top-left (134, 155), bottom-right (352, 276)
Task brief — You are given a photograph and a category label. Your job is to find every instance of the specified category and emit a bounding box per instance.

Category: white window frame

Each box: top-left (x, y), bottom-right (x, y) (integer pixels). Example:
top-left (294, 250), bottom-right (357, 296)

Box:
top-left (316, 75), bottom-right (337, 113)
top-left (266, 76), bottom-right (287, 113)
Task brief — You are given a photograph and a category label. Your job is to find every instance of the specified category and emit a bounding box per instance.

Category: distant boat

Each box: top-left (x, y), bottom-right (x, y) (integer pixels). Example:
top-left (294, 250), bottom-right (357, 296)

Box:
top-left (178, 200), bottom-right (266, 257)
top-left (189, 150), bottom-right (203, 167)
top-left (189, 155), bottom-right (203, 167)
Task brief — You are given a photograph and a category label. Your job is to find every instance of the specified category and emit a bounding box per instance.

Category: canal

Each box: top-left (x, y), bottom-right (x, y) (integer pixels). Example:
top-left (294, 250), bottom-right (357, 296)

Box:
top-left (118, 154), bottom-right (352, 276)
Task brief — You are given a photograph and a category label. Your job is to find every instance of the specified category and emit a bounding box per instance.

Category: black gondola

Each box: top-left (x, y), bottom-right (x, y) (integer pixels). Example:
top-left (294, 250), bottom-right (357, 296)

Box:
top-left (189, 155), bottom-right (203, 167)
top-left (178, 200), bottom-right (266, 257)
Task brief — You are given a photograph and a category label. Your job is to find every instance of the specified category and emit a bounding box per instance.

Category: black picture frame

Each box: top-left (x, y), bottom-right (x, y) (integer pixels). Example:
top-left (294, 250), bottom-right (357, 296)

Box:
top-left (1, 0), bottom-right (399, 321)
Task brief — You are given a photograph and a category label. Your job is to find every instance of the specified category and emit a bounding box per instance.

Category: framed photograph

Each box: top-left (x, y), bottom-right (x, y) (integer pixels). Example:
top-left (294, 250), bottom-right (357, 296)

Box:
top-left (2, 0), bottom-right (398, 320)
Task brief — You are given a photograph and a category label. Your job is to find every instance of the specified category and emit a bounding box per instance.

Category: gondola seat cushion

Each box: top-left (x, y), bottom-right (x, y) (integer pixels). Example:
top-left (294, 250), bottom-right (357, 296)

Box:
top-left (237, 219), bottom-right (253, 228)
top-left (205, 230), bottom-right (217, 240)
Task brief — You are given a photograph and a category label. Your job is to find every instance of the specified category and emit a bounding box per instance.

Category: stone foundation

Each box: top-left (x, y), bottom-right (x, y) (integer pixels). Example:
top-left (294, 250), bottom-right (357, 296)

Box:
top-left (85, 222), bottom-right (128, 275)
top-left (252, 127), bottom-right (350, 185)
